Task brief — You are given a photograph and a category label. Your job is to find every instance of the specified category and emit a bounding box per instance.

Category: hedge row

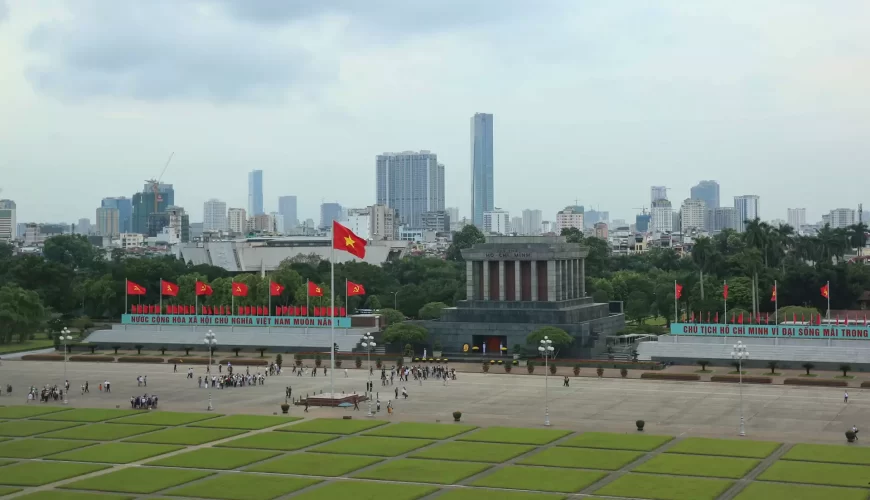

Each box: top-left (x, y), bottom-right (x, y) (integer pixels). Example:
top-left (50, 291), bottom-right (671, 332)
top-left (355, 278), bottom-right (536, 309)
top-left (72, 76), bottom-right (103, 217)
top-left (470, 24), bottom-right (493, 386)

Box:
top-left (219, 358), bottom-right (269, 366)
top-left (118, 357), bottom-right (165, 363)
top-left (711, 375), bottom-right (772, 384)
top-left (640, 372), bottom-right (700, 381)
top-left (783, 378), bottom-right (848, 387)
top-left (861, 381), bottom-right (870, 389)
top-left (21, 354), bottom-right (64, 361)
top-left (166, 357), bottom-right (212, 365)
top-left (69, 356), bottom-right (114, 362)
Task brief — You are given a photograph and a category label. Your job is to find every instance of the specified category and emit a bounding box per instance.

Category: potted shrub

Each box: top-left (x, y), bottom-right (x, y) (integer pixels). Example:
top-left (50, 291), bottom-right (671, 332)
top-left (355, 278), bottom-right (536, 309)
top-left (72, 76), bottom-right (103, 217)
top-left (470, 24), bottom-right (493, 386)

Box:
top-left (314, 354), bottom-right (322, 367)
top-left (376, 358), bottom-right (383, 369)
top-left (294, 353), bottom-right (303, 367)
top-left (504, 363), bottom-right (512, 373)
top-left (396, 357), bottom-right (404, 368)
top-left (482, 362), bottom-right (490, 373)
top-left (597, 366), bottom-right (604, 378)
top-left (620, 367), bottom-right (628, 378)
top-left (403, 344), bottom-right (414, 363)
top-left (276, 354), bottom-right (283, 369)
top-left (453, 411), bottom-right (462, 422)
top-left (573, 364), bottom-right (581, 376)
top-left (335, 359), bottom-right (342, 368)
top-left (433, 340), bottom-right (442, 358)
top-left (355, 356), bottom-right (362, 368)
top-left (847, 429), bottom-right (857, 443)
top-left (549, 363), bottom-right (557, 375)
top-left (636, 420), bottom-right (645, 432)
top-left (281, 401), bottom-right (290, 414)
top-left (527, 361), bottom-right (535, 374)
top-left (513, 344), bottom-right (523, 360)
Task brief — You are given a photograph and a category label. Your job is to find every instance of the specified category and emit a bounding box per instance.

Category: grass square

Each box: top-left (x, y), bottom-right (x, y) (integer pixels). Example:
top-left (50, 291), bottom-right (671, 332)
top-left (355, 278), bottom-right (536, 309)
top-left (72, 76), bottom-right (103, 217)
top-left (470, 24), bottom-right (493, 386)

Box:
top-left (0, 487), bottom-right (21, 497)
top-left (41, 423), bottom-right (164, 441)
top-left (519, 447), bottom-right (643, 470)
top-left (561, 432), bottom-right (673, 451)
top-left (472, 465), bottom-right (606, 493)
top-left (110, 411), bottom-right (219, 426)
top-left (166, 473), bottom-right (320, 500)
top-left (63, 467), bottom-right (212, 494)
top-left (15, 492), bottom-right (134, 500)
top-left (667, 437), bottom-right (780, 458)
top-left (278, 418), bottom-right (388, 434)
top-left (783, 443), bottom-right (870, 465)
top-left (460, 427), bottom-right (571, 445)
top-left (311, 436), bottom-right (433, 456)
top-left (596, 473), bottom-right (733, 500)
top-left (437, 491), bottom-right (567, 500)
top-left (191, 415), bottom-right (299, 430)
top-left (0, 438), bottom-right (96, 458)
top-left (759, 460), bottom-right (870, 488)
top-left (217, 431), bottom-right (338, 451)
top-left (35, 408), bottom-right (139, 422)
top-left (635, 454), bottom-right (759, 479)
top-left (47, 442), bottom-right (182, 463)
top-left (355, 458), bottom-right (491, 484)
top-left (735, 482), bottom-right (870, 500)
top-left (0, 461), bottom-right (109, 486)
top-left (247, 452), bottom-right (383, 476)
top-left (0, 406), bottom-right (70, 419)
top-left (413, 441), bottom-right (535, 463)
top-left (290, 480), bottom-right (437, 500)
top-left (365, 422), bottom-right (477, 439)
top-left (149, 447), bottom-right (279, 469)
top-left (0, 420), bottom-right (81, 437)
top-left (124, 426), bottom-right (245, 445)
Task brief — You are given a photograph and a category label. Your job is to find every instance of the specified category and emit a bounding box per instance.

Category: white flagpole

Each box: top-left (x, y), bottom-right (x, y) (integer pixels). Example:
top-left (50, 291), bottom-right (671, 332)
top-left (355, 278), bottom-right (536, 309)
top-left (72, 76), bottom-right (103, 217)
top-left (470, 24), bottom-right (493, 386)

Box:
top-left (269, 285), bottom-right (272, 317)
top-left (673, 280), bottom-right (678, 323)
top-left (345, 278), bottom-right (348, 316)
top-left (196, 293), bottom-right (198, 317)
top-left (231, 282), bottom-right (234, 314)
top-left (125, 278), bottom-right (128, 314)
top-left (724, 280), bottom-right (728, 324)
top-left (774, 280), bottom-right (778, 325)
top-left (330, 246), bottom-right (335, 397)
top-left (159, 279), bottom-right (163, 314)
top-left (826, 280), bottom-right (831, 320)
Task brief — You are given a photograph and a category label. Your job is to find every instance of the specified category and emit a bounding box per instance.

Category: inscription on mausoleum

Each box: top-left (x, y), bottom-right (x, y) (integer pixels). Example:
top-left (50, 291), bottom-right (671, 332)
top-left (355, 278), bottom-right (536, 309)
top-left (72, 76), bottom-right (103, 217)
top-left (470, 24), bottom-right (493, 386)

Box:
top-left (484, 252), bottom-right (532, 259)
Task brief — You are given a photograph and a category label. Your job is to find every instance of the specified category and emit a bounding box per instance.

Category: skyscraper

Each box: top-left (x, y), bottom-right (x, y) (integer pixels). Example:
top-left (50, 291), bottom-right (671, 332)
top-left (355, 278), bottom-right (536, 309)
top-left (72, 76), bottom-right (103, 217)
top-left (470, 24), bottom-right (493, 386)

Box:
top-left (227, 208), bottom-right (247, 233)
top-left (101, 197), bottom-right (132, 233)
top-left (690, 180), bottom-right (720, 209)
top-left (376, 151), bottom-right (445, 229)
top-left (471, 113), bottom-right (494, 228)
top-left (320, 203), bottom-right (343, 230)
top-left (278, 196), bottom-right (298, 229)
top-left (131, 184), bottom-right (174, 234)
top-left (248, 170), bottom-right (264, 216)
top-left (680, 198), bottom-right (706, 231)
top-left (651, 199), bottom-right (673, 233)
top-left (733, 195), bottom-right (760, 232)
top-left (521, 209), bottom-right (543, 235)
top-left (787, 208), bottom-right (806, 230)
top-left (95, 207), bottom-right (120, 236)
top-left (203, 199), bottom-right (228, 232)
top-left (0, 199), bottom-right (16, 241)
top-left (650, 186), bottom-right (668, 204)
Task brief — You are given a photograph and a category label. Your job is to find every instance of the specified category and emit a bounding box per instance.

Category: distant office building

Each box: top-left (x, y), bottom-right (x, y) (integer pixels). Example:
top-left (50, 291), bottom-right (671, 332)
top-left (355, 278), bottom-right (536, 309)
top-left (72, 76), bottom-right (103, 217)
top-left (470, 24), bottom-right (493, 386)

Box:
top-left (422, 211), bottom-right (451, 233)
top-left (376, 151), bottom-right (445, 229)
top-left (248, 170), bottom-right (264, 216)
top-left (132, 184), bottom-right (174, 234)
top-left (471, 113), bottom-right (494, 228)
top-left (541, 221), bottom-right (556, 234)
top-left (829, 208), bottom-right (856, 228)
top-left (650, 186), bottom-right (668, 204)
top-left (521, 209), bottom-right (543, 236)
top-left (635, 214), bottom-right (651, 232)
top-left (343, 208), bottom-right (372, 240)
top-left (76, 218), bottom-right (91, 235)
top-left (483, 209), bottom-right (510, 234)
top-left (370, 204), bottom-right (398, 241)
top-left (203, 199), bottom-right (227, 232)
top-left (0, 199), bottom-right (15, 241)
top-left (278, 196), bottom-right (298, 229)
top-left (680, 198), bottom-right (706, 232)
top-left (189, 222), bottom-right (203, 241)
top-left (584, 210), bottom-right (609, 229)
top-left (787, 208), bottom-right (806, 230)
top-left (510, 216), bottom-right (523, 234)
top-left (95, 207), bottom-right (120, 236)
top-left (320, 203), bottom-right (343, 230)
top-left (101, 197), bottom-right (132, 233)
top-left (651, 199), bottom-right (673, 233)
top-left (164, 206), bottom-right (189, 242)
top-left (555, 206), bottom-right (584, 233)
top-left (593, 222), bottom-right (609, 239)
top-left (227, 208), bottom-right (247, 234)
top-left (690, 180), bottom-right (720, 209)
top-left (708, 207), bottom-right (739, 232)
top-left (733, 195), bottom-right (760, 232)
top-left (268, 212), bottom-right (285, 234)
top-left (446, 207), bottom-right (460, 225)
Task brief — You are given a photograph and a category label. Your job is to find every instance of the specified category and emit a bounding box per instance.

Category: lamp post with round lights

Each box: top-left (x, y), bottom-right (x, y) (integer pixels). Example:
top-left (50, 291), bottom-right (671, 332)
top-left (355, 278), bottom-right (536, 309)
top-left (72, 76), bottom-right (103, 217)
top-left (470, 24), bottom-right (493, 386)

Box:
top-left (203, 330), bottom-right (217, 411)
top-left (361, 333), bottom-right (376, 417)
top-left (60, 327), bottom-right (73, 404)
top-left (538, 336), bottom-right (554, 426)
top-left (731, 341), bottom-right (749, 437)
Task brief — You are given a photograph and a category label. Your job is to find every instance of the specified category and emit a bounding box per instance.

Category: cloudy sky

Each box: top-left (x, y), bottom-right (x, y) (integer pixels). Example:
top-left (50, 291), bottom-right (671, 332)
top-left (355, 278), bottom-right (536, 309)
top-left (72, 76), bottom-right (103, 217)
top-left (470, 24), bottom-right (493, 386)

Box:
top-left (1, 0), bottom-right (868, 225)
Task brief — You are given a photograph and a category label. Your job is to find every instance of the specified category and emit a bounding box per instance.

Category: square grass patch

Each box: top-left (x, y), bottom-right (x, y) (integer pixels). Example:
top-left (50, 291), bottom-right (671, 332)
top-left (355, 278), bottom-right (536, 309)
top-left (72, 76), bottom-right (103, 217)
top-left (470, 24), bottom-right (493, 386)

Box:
top-left (291, 480), bottom-right (437, 500)
top-left (0, 461), bottom-right (109, 486)
top-left (312, 436), bottom-right (433, 456)
top-left (667, 437), bottom-right (780, 458)
top-left (635, 454), bottom-right (759, 479)
top-left (561, 432), bottom-right (673, 451)
top-left (167, 473), bottom-right (320, 500)
top-left (413, 441), bottom-right (535, 463)
top-left (734, 482), bottom-right (870, 500)
top-left (16, 492), bottom-right (135, 500)
top-left (41, 423), bottom-right (164, 441)
top-left (111, 411), bottom-right (219, 426)
top-left (0, 420), bottom-right (81, 437)
top-left (460, 426), bottom-right (571, 445)
top-left (63, 467), bottom-right (213, 494)
top-left (783, 443), bottom-right (870, 465)
top-left (365, 422), bottom-right (477, 439)
top-left (247, 452), bottom-right (382, 476)
top-left (125, 427), bottom-right (245, 445)
top-left (596, 473), bottom-right (733, 500)
top-left (519, 447), bottom-right (643, 470)
top-left (472, 465), bottom-right (606, 493)
top-left (191, 415), bottom-right (300, 430)
top-left (0, 438), bottom-right (96, 458)
top-left (217, 431), bottom-right (338, 451)
top-left (437, 491), bottom-right (566, 500)
top-left (355, 458), bottom-right (491, 484)
top-left (759, 460), bottom-right (870, 488)
top-left (0, 406), bottom-right (70, 419)
top-left (278, 418), bottom-right (387, 435)
top-left (149, 448), bottom-right (279, 469)
top-left (47, 442), bottom-right (182, 464)
top-left (35, 408), bottom-right (139, 422)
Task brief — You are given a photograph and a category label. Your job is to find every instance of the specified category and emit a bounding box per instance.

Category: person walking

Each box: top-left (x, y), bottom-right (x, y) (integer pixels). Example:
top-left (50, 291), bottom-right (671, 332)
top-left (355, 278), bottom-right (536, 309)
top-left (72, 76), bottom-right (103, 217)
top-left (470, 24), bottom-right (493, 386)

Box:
top-left (845, 391), bottom-right (849, 403)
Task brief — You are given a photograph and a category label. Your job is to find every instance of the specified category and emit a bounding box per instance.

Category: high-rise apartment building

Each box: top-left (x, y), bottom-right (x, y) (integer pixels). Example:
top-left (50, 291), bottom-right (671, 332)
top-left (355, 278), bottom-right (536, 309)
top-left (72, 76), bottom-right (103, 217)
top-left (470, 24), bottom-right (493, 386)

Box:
top-left (680, 198), bottom-right (706, 232)
top-left (101, 197), bottom-right (132, 233)
top-left (510, 216), bottom-right (523, 234)
top-left (132, 184), bottom-right (174, 234)
top-left (76, 218), bottom-right (91, 235)
top-left (690, 180), bottom-right (720, 209)
top-left (635, 213), bottom-right (651, 232)
top-left (421, 211), bottom-right (450, 232)
top-left (483, 209), bottom-right (510, 234)
top-left (650, 186), bottom-right (668, 204)
top-left (584, 210), bottom-right (609, 229)
top-left (651, 199), bottom-right (673, 233)
top-left (446, 207), bottom-right (460, 225)
top-left (733, 195), bottom-right (760, 232)
top-left (787, 208), bottom-right (806, 230)
top-left (593, 222), bottom-right (609, 239)
top-left (227, 208), bottom-right (247, 234)
top-left (829, 208), bottom-right (856, 228)
top-left (707, 207), bottom-right (739, 232)
top-left (555, 206), bottom-right (584, 233)
top-left (203, 199), bottom-right (227, 232)
top-left (376, 151), bottom-right (445, 229)
top-left (248, 170), bottom-right (264, 216)
top-left (320, 203), bottom-right (343, 230)
top-left (521, 209), bottom-right (543, 236)
top-left (370, 204), bottom-right (398, 240)
top-left (0, 199), bottom-right (16, 241)
top-left (95, 207), bottom-right (120, 236)
top-left (278, 196), bottom-right (298, 229)
top-left (471, 113), bottom-right (494, 228)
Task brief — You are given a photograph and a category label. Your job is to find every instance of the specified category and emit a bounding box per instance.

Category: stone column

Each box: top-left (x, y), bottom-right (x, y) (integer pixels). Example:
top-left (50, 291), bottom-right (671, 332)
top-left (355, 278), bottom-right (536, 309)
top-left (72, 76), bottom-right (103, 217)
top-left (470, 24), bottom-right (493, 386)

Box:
top-left (547, 260), bottom-right (557, 302)
top-left (530, 260), bottom-right (538, 301)
top-left (514, 260), bottom-right (521, 301)
top-left (498, 260), bottom-right (506, 301)
top-left (567, 259), bottom-right (574, 300)
top-left (580, 258), bottom-right (586, 296)
top-left (466, 261), bottom-right (474, 300)
top-left (483, 260), bottom-right (490, 300)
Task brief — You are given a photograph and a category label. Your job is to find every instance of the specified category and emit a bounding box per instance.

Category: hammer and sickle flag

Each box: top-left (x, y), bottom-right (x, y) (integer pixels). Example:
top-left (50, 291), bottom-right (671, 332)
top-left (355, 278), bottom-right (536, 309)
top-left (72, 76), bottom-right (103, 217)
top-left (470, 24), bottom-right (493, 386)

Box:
top-left (126, 280), bottom-right (146, 295)
top-left (347, 280), bottom-right (366, 297)
top-left (307, 281), bottom-right (324, 297)
top-left (232, 282), bottom-right (249, 297)
top-left (195, 281), bottom-right (213, 296)
top-left (270, 281), bottom-right (285, 296)
top-left (161, 280), bottom-right (179, 297)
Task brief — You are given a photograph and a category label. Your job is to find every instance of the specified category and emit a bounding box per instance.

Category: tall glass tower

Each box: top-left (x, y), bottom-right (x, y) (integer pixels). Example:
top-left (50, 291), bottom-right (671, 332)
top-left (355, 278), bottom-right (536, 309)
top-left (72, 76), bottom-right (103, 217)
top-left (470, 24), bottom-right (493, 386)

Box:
top-left (248, 170), bottom-right (264, 216)
top-left (471, 113), bottom-right (494, 228)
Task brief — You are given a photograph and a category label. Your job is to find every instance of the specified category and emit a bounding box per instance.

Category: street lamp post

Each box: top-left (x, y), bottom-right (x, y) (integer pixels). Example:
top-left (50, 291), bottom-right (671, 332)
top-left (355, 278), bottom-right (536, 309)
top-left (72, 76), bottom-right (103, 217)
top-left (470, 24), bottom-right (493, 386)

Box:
top-left (731, 341), bottom-right (749, 437)
top-left (60, 327), bottom-right (73, 405)
top-left (391, 292), bottom-right (398, 310)
top-left (204, 330), bottom-right (217, 411)
top-left (538, 336), bottom-right (554, 427)
top-left (361, 333), bottom-right (376, 417)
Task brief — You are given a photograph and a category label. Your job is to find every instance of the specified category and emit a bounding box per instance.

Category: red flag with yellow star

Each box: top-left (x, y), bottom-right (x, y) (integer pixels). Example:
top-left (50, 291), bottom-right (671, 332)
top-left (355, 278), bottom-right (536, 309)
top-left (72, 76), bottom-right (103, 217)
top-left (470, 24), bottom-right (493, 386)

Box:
top-left (333, 221), bottom-right (366, 258)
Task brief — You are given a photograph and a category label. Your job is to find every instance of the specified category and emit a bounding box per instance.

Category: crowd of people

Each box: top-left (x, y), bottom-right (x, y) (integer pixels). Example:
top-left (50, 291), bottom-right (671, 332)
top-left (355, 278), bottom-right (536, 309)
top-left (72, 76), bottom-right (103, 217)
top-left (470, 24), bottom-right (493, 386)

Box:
top-left (130, 394), bottom-right (158, 409)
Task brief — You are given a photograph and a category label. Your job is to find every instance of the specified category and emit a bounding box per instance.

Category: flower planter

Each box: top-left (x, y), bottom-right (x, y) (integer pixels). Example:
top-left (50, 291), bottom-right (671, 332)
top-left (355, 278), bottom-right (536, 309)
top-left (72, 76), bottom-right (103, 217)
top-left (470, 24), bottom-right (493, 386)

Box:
top-left (433, 351), bottom-right (442, 358)
top-left (281, 403), bottom-right (290, 414)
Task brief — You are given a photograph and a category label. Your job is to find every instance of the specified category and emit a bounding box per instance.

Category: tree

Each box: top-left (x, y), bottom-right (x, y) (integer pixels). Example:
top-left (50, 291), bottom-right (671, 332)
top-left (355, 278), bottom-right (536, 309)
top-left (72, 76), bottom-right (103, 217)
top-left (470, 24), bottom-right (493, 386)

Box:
top-left (840, 364), bottom-right (851, 377)
top-left (802, 362), bottom-right (815, 376)
top-left (626, 291), bottom-right (650, 324)
top-left (767, 361), bottom-right (779, 374)
top-left (526, 327), bottom-right (573, 358)
top-left (419, 302), bottom-right (448, 320)
top-left (0, 285), bottom-right (45, 344)
top-left (696, 360), bottom-right (709, 371)
top-left (379, 308), bottom-right (405, 326)
top-left (382, 323), bottom-right (428, 345)
top-left (446, 225), bottom-right (485, 261)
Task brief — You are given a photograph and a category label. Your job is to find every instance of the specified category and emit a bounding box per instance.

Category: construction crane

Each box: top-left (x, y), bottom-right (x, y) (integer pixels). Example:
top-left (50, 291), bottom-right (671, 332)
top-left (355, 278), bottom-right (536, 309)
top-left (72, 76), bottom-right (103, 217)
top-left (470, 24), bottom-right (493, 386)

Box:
top-left (144, 153), bottom-right (174, 214)
top-left (633, 206), bottom-right (649, 215)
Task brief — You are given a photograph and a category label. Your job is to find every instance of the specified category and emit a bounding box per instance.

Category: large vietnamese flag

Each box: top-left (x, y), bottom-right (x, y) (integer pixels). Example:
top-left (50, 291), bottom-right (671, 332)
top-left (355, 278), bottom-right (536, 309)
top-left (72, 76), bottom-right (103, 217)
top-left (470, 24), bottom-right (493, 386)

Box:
top-left (333, 221), bottom-right (366, 258)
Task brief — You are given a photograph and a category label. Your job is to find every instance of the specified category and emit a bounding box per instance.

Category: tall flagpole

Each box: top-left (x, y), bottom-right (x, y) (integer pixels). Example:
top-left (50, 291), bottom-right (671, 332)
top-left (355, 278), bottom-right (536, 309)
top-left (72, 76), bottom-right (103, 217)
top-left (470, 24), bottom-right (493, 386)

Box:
top-left (724, 280), bottom-right (728, 324)
top-left (826, 280), bottom-right (831, 320)
top-left (231, 281), bottom-right (234, 314)
top-left (196, 293), bottom-right (199, 317)
top-left (125, 278), bottom-right (128, 314)
top-left (673, 280), bottom-right (678, 323)
top-left (774, 280), bottom-right (778, 325)
top-left (269, 285), bottom-right (272, 316)
top-left (345, 278), bottom-right (348, 316)
top-left (330, 246), bottom-right (335, 397)
top-left (159, 279), bottom-right (163, 314)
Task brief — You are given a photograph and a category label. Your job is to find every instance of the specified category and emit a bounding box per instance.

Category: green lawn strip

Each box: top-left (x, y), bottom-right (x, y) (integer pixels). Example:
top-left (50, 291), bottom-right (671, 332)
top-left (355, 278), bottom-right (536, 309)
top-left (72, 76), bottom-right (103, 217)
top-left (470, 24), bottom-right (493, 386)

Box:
top-left (459, 427), bottom-right (572, 445)
top-left (412, 441), bottom-right (536, 463)
top-left (0, 420), bottom-right (81, 437)
top-left (277, 418), bottom-right (388, 434)
top-left (0, 486), bottom-right (20, 496)
top-left (364, 422), bottom-right (477, 439)
top-left (759, 460), bottom-right (870, 488)
top-left (110, 411), bottom-right (220, 426)
top-left (355, 458), bottom-right (491, 484)
top-left (246, 452), bottom-right (383, 476)
top-left (166, 473), bottom-right (319, 500)
top-left (0, 459), bottom-right (13, 467)
top-left (62, 467), bottom-right (213, 494)
top-left (635, 454), bottom-right (760, 479)
top-left (0, 339), bottom-right (53, 354)
top-left (0, 438), bottom-right (96, 458)
top-left (124, 427), bottom-right (245, 445)
top-left (0, 406), bottom-right (69, 419)
top-left (560, 432), bottom-right (673, 451)
top-left (191, 415), bottom-right (300, 430)
top-left (472, 465), bottom-right (606, 493)
top-left (217, 431), bottom-right (338, 451)
top-left (290, 480), bottom-right (437, 500)
top-left (595, 473), bottom-right (734, 500)
top-left (437, 490), bottom-right (566, 500)
top-left (734, 482), bottom-right (870, 500)
top-left (149, 447), bottom-right (279, 469)
top-left (35, 408), bottom-right (139, 422)
top-left (41, 423), bottom-right (165, 441)
top-left (667, 437), bottom-right (781, 458)
top-left (46, 442), bottom-right (182, 464)
top-left (311, 436), bottom-right (434, 456)
top-left (0, 461), bottom-right (109, 486)
top-left (15, 492), bottom-right (135, 500)
top-left (783, 443), bottom-right (870, 465)
top-left (519, 447), bottom-right (643, 470)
